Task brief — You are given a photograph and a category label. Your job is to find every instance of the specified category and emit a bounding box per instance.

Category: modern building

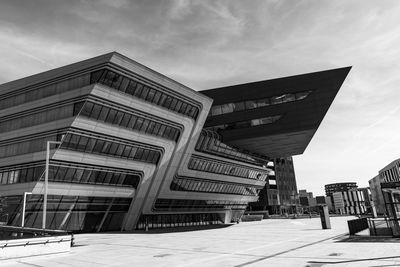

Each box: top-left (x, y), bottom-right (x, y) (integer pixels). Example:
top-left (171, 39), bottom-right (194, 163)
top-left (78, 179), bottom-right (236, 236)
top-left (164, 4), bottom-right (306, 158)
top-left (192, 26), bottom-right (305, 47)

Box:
top-left (325, 182), bottom-right (358, 197)
top-left (369, 158), bottom-right (400, 216)
top-left (358, 187), bottom-right (373, 213)
top-left (325, 182), bottom-right (358, 211)
top-left (315, 196), bottom-right (327, 205)
top-left (0, 52), bottom-right (350, 232)
top-left (249, 157), bottom-right (299, 214)
top-left (298, 189), bottom-right (318, 212)
top-left (331, 190), bottom-right (366, 215)
top-left (369, 175), bottom-right (386, 215)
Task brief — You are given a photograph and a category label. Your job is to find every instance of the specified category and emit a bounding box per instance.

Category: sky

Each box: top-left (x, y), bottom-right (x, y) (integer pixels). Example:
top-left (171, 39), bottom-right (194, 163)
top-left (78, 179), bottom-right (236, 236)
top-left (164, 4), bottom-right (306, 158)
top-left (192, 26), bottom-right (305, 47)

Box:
top-left (1, 0), bottom-right (400, 195)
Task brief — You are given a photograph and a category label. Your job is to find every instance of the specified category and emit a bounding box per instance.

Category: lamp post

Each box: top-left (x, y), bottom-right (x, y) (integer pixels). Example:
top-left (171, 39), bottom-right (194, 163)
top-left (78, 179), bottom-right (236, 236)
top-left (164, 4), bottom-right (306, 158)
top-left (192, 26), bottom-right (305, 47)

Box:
top-left (43, 140), bottom-right (61, 229)
top-left (21, 192), bottom-right (32, 228)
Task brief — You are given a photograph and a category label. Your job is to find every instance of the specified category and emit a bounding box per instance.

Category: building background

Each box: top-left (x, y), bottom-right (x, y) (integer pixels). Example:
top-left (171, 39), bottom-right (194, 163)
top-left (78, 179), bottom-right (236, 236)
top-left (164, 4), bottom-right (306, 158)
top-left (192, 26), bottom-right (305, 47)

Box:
top-left (368, 158), bottom-right (400, 216)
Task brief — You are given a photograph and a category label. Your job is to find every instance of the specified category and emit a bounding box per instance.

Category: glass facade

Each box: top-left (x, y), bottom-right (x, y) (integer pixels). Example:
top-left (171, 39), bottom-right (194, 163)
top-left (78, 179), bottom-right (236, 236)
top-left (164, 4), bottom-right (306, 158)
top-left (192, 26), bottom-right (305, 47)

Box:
top-left (0, 133), bottom-right (58, 158)
top-left (3, 195), bottom-right (131, 232)
top-left (209, 90), bottom-right (312, 117)
top-left (47, 162), bottom-right (141, 187)
top-left (0, 161), bottom-right (141, 187)
top-left (60, 132), bottom-right (162, 164)
top-left (77, 101), bottom-right (181, 141)
top-left (0, 162), bottom-right (44, 185)
top-left (0, 74), bottom-right (90, 111)
top-left (170, 176), bottom-right (261, 196)
top-left (0, 104), bottom-right (75, 133)
top-left (208, 115), bottom-right (282, 131)
top-left (90, 69), bottom-right (200, 119)
top-left (195, 130), bottom-right (259, 165)
top-left (188, 156), bottom-right (268, 181)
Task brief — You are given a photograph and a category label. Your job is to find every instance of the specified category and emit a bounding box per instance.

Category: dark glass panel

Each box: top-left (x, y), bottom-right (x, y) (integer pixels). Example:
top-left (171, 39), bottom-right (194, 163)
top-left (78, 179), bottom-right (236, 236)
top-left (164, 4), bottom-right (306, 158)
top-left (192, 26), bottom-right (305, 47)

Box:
top-left (115, 144), bottom-right (125, 156)
top-left (56, 167), bottom-right (67, 182)
top-left (133, 83), bottom-right (143, 97)
top-left (125, 80), bottom-right (137, 95)
top-left (153, 91), bottom-right (162, 104)
top-left (73, 102), bottom-right (85, 116)
top-left (128, 147), bottom-right (138, 159)
top-left (146, 121), bottom-right (156, 134)
top-left (153, 123), bottom-right (161, 136)
top-left (142, 150), bottom-right (150, 161)
top-left (158, 125), bottom-right (166, 136)
top-left (145, 88), bottom-right (156, 101)
top-left (134, 148), bottom-right (144, 160)
top-left (163, 96), bottom-right (173, 108)
top-left (163, 127), bottom-right (172, 139)
top-left (175, 101), bottom-right (183, 112)
top-left (103, 172), bottom-right (113, 184)
top-left (140, 119), bottom-right (149, 132)
top-left (108, 142), bottom-right (120, 156)
top-left (109, 173), bottom-right (120, 184)
top-left (90, 70), bottom-right (104, 83)
top-left (134, 118), bottom-right (144, 131)
top-left (68, 135), bottom-right (81, 149)
top-left (111, 74), bottom-right (123, 89)
top-left (80, 169), bottom-right (92, 183)
top-left (19, 168), bottom-right (28, 183)
top-left (65, 168), bottom-right (77, 182)
top-left (140, 86), bottom-right (150, 99)
top-left (92, 139), bottom-right (105, 153)
top-left (118, 77), bottom-right (130, 93)
top-left (105, 109), bottom-right (117, 124)
top-left (170, 98), bottom-right (178, 110)
top-left (114, 111), bottom-right (124, 125)
top-left (158, 93), bottom-right (167, 106)
top-left (102, 71), bottom-right (117, 87)
top-left (81, 102), bottom-right (94, 117)
top-left (90, 104), bottom-right (102, 120)
top-left (152, 152), bottom-right (160, 164)
top-left (127, 116), bottom-right (137, 129)
top-left (122, 146), bottom-right (132, 158)
top-left (120, 113), bottom-right (131, 128)
top-left (98, 106), bottom-right (110, 121)
top-left (85, 138), bottom-right (97, 153)
top-left (179, 102), bottom-right (188, 113)
top-left (76, 136), bottom-right (89, 151)
top-left (100, 141), bottom-right (112, 154)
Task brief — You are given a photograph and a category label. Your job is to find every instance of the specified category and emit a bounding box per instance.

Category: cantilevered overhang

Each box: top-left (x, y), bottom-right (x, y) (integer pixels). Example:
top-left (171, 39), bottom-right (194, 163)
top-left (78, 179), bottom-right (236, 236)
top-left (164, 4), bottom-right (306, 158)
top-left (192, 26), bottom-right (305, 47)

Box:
top-left (201, 67), bottom-right (351, 157)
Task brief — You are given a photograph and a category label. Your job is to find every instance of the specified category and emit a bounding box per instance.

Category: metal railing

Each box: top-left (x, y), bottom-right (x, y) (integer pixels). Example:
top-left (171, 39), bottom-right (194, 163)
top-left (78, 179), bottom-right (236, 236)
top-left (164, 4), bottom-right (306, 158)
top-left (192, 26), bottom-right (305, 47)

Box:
top-left (0, 225), bottom-right (73, 243)
top-left (367, 218), bottom-right (400, 236)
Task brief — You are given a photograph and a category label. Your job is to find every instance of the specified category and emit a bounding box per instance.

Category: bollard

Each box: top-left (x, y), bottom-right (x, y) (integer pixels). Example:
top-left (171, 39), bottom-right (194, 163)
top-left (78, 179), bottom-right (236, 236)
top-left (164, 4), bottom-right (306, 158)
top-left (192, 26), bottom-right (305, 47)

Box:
top-left (319, 205), bottom-right (331, 229)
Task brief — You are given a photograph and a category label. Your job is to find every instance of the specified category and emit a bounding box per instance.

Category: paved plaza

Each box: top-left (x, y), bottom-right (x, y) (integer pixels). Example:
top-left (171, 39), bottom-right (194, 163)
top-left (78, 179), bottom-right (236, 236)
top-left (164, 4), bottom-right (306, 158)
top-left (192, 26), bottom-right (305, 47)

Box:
top-left (3, 216), bottom-right (400, 267)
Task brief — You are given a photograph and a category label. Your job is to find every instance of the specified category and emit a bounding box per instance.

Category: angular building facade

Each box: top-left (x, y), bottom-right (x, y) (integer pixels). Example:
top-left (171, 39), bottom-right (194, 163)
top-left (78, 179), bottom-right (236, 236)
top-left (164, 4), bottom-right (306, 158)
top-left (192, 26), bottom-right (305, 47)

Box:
top-left (0, 52), bottom-right (350, 232)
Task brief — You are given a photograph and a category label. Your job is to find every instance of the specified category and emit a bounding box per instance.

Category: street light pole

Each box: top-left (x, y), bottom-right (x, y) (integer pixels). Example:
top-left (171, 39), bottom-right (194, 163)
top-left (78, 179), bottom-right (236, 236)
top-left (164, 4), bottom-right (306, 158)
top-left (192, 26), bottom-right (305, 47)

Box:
top-left (43, 140), bottom-right (61, 229)
top-left (22, 192), bottom-right (32, 228)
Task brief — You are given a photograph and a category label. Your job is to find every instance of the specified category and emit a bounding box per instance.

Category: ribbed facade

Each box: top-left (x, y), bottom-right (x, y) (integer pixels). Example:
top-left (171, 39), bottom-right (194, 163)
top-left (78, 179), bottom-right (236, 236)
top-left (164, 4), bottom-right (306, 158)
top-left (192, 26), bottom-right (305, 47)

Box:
top-left (0, 53), bottom-right (273, 232)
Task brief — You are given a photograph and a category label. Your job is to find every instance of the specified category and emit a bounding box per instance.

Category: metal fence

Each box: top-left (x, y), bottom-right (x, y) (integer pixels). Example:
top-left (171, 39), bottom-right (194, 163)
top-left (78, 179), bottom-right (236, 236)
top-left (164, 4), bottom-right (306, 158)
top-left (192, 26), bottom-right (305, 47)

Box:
top-left (368, 218), bottom-right (399, 236)
top-left (0, 225), bottom-right (73, 243)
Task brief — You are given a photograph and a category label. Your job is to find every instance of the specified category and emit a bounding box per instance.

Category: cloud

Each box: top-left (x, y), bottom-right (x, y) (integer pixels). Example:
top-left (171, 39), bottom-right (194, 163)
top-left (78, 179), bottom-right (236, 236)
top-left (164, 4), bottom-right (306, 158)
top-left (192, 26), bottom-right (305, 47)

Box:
top-left (1, 0), bottom-right (400, 195)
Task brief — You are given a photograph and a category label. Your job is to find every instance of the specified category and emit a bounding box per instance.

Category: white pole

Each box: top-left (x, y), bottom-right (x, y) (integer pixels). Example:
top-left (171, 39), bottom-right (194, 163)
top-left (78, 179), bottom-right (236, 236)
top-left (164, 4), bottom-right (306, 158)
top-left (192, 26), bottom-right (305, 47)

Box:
top-left (43, 140), bottom-right (61, 229)
top-left (22, 192), bottom-right (32, 228)
top-left (43, 141), bottom-right (50, 229)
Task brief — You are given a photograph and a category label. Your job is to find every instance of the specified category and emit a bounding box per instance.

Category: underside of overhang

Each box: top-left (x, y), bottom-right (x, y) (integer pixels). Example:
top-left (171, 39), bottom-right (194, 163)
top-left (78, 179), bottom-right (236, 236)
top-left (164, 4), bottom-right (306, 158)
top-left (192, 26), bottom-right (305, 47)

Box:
top-left (201, 66), bottom-right (351, 157)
